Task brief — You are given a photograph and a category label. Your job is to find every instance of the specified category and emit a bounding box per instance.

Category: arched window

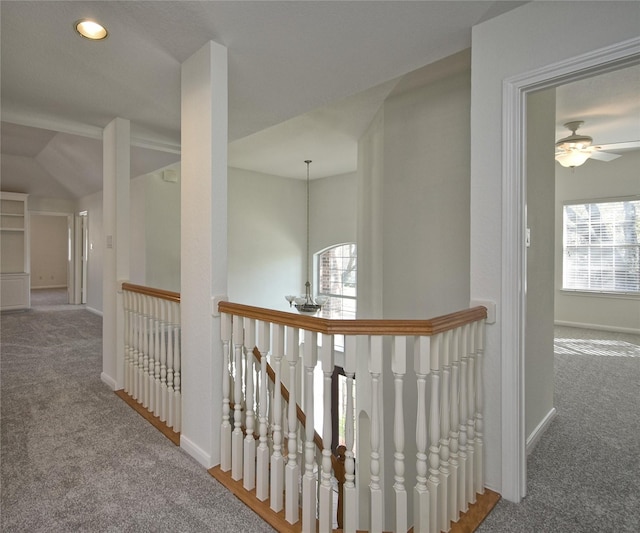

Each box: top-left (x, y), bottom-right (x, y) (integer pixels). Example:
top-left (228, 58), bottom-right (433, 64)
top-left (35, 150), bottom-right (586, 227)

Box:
top-left (316, 243), bottom-right (356, 319)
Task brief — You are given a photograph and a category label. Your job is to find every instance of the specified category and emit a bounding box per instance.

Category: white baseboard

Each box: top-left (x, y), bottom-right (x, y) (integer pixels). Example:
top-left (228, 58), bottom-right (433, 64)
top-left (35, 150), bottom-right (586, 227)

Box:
top-left (101, 372), bottom-right (118, 391)
top-left (526, 407), bottom-right (557, 455)
top-left (86, 306), bottom-right (103, 317)
top-left (180, 434), bottom-right (214, 469)
top-left (555, 320), bottom-right (640, 335)
top-left (31, 285), bottom-right (67, 290)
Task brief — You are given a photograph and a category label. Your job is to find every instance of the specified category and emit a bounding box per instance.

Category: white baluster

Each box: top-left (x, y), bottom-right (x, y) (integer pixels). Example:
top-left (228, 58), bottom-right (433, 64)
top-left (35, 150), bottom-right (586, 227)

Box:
top-left (166, 301), bottom-right (175, 428)
top-left (467, 322), bottom-right (476, 505)
top-left (172, 303), bottom-right (181, 432)
top-left (343, 335), bottom-right (357, 533)
top-left (132, 292), bottom-right (140, 400)
top-left (428, 334), bottom-right (441, 533)
top-left (392, 336), bottom-right (407, 533)
top-left (369, 335), bottom-right (383, 533)
top-left (302, 330), bottom-right (318, 533)
top-left (123, 290), bottom-right (131, 394)
top-left (440, 331), bottom-right (452, 533)
top-left (220, 312), bottom-right (232, 472)
top-left (142, 295), bottom-right (150, 409)
top-left (134, 292), bottom-right (143, 402)
top-left (414, 335), bottom-right (431, 533)
top-left (153, 298), bottom-right (161, 417)
top-left (458, 324), bottom-right (469, 513)
top-left (475, 319), bottom-right (486, 495)
top-left (159, 299), bottom-right (168, 423)
top-left (231, 313), bottom-right (244, 481)
top-left (319, 333), bottom-right (334, 533)
top-left (285, 326), bottom-right (300, 524)
top-left (255, 321), bottom-right (271, 501)
top-left (449, 328), bottom-right (461, 523)
top-left (270, 324), bottom-right (285, 512)
top-left (148, 298), bottom-right (160, 416)
top-left (243, 318), bottom-right (257, 491)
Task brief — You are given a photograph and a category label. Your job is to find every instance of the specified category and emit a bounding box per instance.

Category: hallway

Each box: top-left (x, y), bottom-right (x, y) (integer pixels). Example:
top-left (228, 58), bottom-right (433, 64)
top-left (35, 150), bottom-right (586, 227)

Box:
top-left (0, 299), bottom-right (274, 532)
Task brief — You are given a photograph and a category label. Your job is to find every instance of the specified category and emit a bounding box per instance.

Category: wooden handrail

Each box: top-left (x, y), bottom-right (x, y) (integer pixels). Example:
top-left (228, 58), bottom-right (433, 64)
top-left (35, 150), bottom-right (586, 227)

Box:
top-left (122, 282), bottom-right (181, 303)
top-left (219, 301), bottom-right (486, 336)
top-left (252, 347), bottom-right (324, 452)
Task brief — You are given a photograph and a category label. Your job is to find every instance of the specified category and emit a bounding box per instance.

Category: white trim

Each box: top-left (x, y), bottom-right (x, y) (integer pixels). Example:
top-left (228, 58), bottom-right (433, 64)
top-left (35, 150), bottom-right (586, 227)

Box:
top-left (526, 407), bottom-right (557, 456)
top-left (31, 285), bottom-right (67, 290)
top-left (555, 320), bottom-right (640, 336)
top-left (100, 371), bottom-right (118, 391)
top-left (86, 306), bottom-right (103, 317)
top-left (501, 36), bottom-right (640, 503)
top-left (180, 434), bottom-right (214, 469)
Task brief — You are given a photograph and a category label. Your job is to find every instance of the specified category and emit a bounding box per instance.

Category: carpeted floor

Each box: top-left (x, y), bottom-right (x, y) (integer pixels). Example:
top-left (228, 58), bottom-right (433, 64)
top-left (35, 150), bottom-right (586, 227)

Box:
top-left (3, 292), bottom-right (638, 532)
top-left (0, 291), bottom-right (274, 532)
top-left (477, 326), bottom-right (640, 532)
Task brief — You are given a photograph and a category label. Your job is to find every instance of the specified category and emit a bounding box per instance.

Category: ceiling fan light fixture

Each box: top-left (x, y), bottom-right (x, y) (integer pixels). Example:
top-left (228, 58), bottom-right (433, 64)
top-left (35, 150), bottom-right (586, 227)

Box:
top-left (74, 19), bottom-right (108, 41)
top-left (555, 149), bottom-right (591, 168)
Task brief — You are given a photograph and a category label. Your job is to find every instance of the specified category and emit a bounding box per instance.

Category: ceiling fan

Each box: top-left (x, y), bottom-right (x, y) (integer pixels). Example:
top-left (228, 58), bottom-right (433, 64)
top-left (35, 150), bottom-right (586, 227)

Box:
top-left (554, 120), bottom-right (640, 168)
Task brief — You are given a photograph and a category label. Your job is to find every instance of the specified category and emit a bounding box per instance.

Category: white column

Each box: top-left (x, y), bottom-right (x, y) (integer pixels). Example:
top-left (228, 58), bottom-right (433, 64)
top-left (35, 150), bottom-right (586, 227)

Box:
top-left (102, 117), bottom-right (129, 390)
top-left (180, 41), bottom-right (228, 468)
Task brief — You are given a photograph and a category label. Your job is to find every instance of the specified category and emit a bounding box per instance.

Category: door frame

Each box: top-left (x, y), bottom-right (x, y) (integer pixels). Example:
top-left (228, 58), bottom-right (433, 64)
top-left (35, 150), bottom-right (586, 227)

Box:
top-left (501, 37), bottom-right (640, 501)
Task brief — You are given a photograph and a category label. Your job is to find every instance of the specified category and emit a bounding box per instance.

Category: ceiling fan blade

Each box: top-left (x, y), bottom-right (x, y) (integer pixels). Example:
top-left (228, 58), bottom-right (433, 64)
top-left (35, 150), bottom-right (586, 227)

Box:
top-left (593, 140), bottom-right (640, 152)
top-left (589, 150), bottom-right (621, 162)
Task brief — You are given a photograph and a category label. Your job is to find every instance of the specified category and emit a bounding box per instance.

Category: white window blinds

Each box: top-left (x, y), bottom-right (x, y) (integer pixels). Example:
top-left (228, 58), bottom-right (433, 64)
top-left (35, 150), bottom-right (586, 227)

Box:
top-left (563, 198), bottom-right (640, 294)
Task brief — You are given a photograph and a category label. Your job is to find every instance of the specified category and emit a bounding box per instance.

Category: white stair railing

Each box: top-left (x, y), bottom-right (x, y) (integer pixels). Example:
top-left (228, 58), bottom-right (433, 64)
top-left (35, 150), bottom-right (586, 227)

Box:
top-left (122, 283), bottom-right (181, 432)
top-left (218, 301), bottom-right (487, 533)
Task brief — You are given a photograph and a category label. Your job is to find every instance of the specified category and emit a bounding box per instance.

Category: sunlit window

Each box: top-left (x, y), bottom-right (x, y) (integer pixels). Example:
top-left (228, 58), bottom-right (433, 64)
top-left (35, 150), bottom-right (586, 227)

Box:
top-left (563, 198), bottom-right (639, 294)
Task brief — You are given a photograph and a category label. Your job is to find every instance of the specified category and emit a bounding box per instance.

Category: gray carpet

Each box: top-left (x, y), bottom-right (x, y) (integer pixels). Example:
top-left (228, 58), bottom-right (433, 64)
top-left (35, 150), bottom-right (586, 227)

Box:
top-left (1, 292), bottom-right (274, 532)
top-left (477, 326), bottom-right (640, 532)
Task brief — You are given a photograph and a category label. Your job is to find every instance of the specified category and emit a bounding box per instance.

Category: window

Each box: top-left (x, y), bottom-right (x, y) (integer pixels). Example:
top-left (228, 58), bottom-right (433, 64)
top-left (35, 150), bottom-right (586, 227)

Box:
top-left (563, 198), bottom-right (640, 294)
top-left (316, 243), bottom-right (357, 319)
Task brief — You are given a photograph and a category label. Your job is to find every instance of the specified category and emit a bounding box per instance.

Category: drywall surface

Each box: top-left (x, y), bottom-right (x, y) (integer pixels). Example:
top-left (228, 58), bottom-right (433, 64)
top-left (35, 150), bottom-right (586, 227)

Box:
top-left (382, 68), bottom-right (471, 319)
top-left (30, 214), bottom-right (68, 288)
top-left (525, 88), bottom-right (556, 442)
top-left (77, 190), bottom-right (103, 314)
top-left (228, 167), bottom-right (306, 312)
top-left (555, 149), bottom-right (640, 333)
top-left (471, 0), bottom-right (640, 497)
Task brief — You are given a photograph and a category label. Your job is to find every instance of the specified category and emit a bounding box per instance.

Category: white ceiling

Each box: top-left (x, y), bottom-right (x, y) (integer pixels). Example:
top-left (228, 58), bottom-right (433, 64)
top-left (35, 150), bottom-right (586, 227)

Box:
top-left (1, 1), bottom-right (638, 200)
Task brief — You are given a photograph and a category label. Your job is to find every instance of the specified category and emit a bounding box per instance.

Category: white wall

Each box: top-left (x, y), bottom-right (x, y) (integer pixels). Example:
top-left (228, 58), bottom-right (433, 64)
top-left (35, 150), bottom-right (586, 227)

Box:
top-left (525, 88), bottom-right (556, 445)
top-left (555, 149), bottom-right (640, 333)
top-left (471, 0), bottom-right (640, 497)
top-left (228, 167), bottom-right (306, 312)
top-left (30, 214), bottom-right (68, 288)
top-left (78, 190), bottom-right (103, 315)
top-left (129, 174), bottom-right (146, 286)
top-left (383, 67), bottom-right (471, 319)
top-left (310, 171), bottom-right (357, 254)
top-left (145, 167), bottom-right (181, 292)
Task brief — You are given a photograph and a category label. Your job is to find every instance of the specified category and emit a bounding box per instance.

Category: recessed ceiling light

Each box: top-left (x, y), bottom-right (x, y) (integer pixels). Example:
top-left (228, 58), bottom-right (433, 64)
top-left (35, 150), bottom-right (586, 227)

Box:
top-left (74, 19), bottom-right (108, 41)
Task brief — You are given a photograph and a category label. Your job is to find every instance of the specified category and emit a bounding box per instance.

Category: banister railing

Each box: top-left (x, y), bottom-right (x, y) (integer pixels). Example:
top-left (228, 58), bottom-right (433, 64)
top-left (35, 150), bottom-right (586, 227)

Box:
top-left (121, 282), bottom-right (182, 432)
top-left (218, 301), bottom-right (487, 533)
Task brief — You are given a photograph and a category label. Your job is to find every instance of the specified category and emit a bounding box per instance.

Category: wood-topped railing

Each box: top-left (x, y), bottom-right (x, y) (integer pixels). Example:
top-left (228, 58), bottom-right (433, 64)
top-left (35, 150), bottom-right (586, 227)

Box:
top-left (218, 301), bottom-right (487, 533)
top-left (121, 283), bottom-right (182, 432)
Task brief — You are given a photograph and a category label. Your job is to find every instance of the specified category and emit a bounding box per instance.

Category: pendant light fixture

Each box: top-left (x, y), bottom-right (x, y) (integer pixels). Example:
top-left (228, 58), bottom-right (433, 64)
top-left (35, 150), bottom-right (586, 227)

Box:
top-left (285, 160), bottom-right (328, 315)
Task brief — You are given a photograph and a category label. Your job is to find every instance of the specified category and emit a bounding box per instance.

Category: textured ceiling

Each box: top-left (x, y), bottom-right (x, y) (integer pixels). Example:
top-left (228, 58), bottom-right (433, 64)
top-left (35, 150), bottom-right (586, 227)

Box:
top-left (2, 1), bottom-right (638, 201)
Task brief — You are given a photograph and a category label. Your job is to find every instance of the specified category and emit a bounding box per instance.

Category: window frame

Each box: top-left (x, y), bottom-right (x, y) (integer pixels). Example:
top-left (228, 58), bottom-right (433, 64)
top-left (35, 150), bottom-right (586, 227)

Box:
top-left (315, 242), bottom-right (357, 320)
top-left (562, 196), bottom-right (640, 297)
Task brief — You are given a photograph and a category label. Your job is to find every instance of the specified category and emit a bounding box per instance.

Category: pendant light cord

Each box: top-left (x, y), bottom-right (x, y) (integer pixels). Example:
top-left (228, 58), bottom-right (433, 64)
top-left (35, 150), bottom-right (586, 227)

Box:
top-left (305, 160), bottom-right (312, 300)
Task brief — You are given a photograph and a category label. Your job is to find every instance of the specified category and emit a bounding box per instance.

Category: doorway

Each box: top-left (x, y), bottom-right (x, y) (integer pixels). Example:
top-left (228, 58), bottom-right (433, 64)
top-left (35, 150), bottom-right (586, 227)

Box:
top-left (503, 39), bottom-right (640, 501)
